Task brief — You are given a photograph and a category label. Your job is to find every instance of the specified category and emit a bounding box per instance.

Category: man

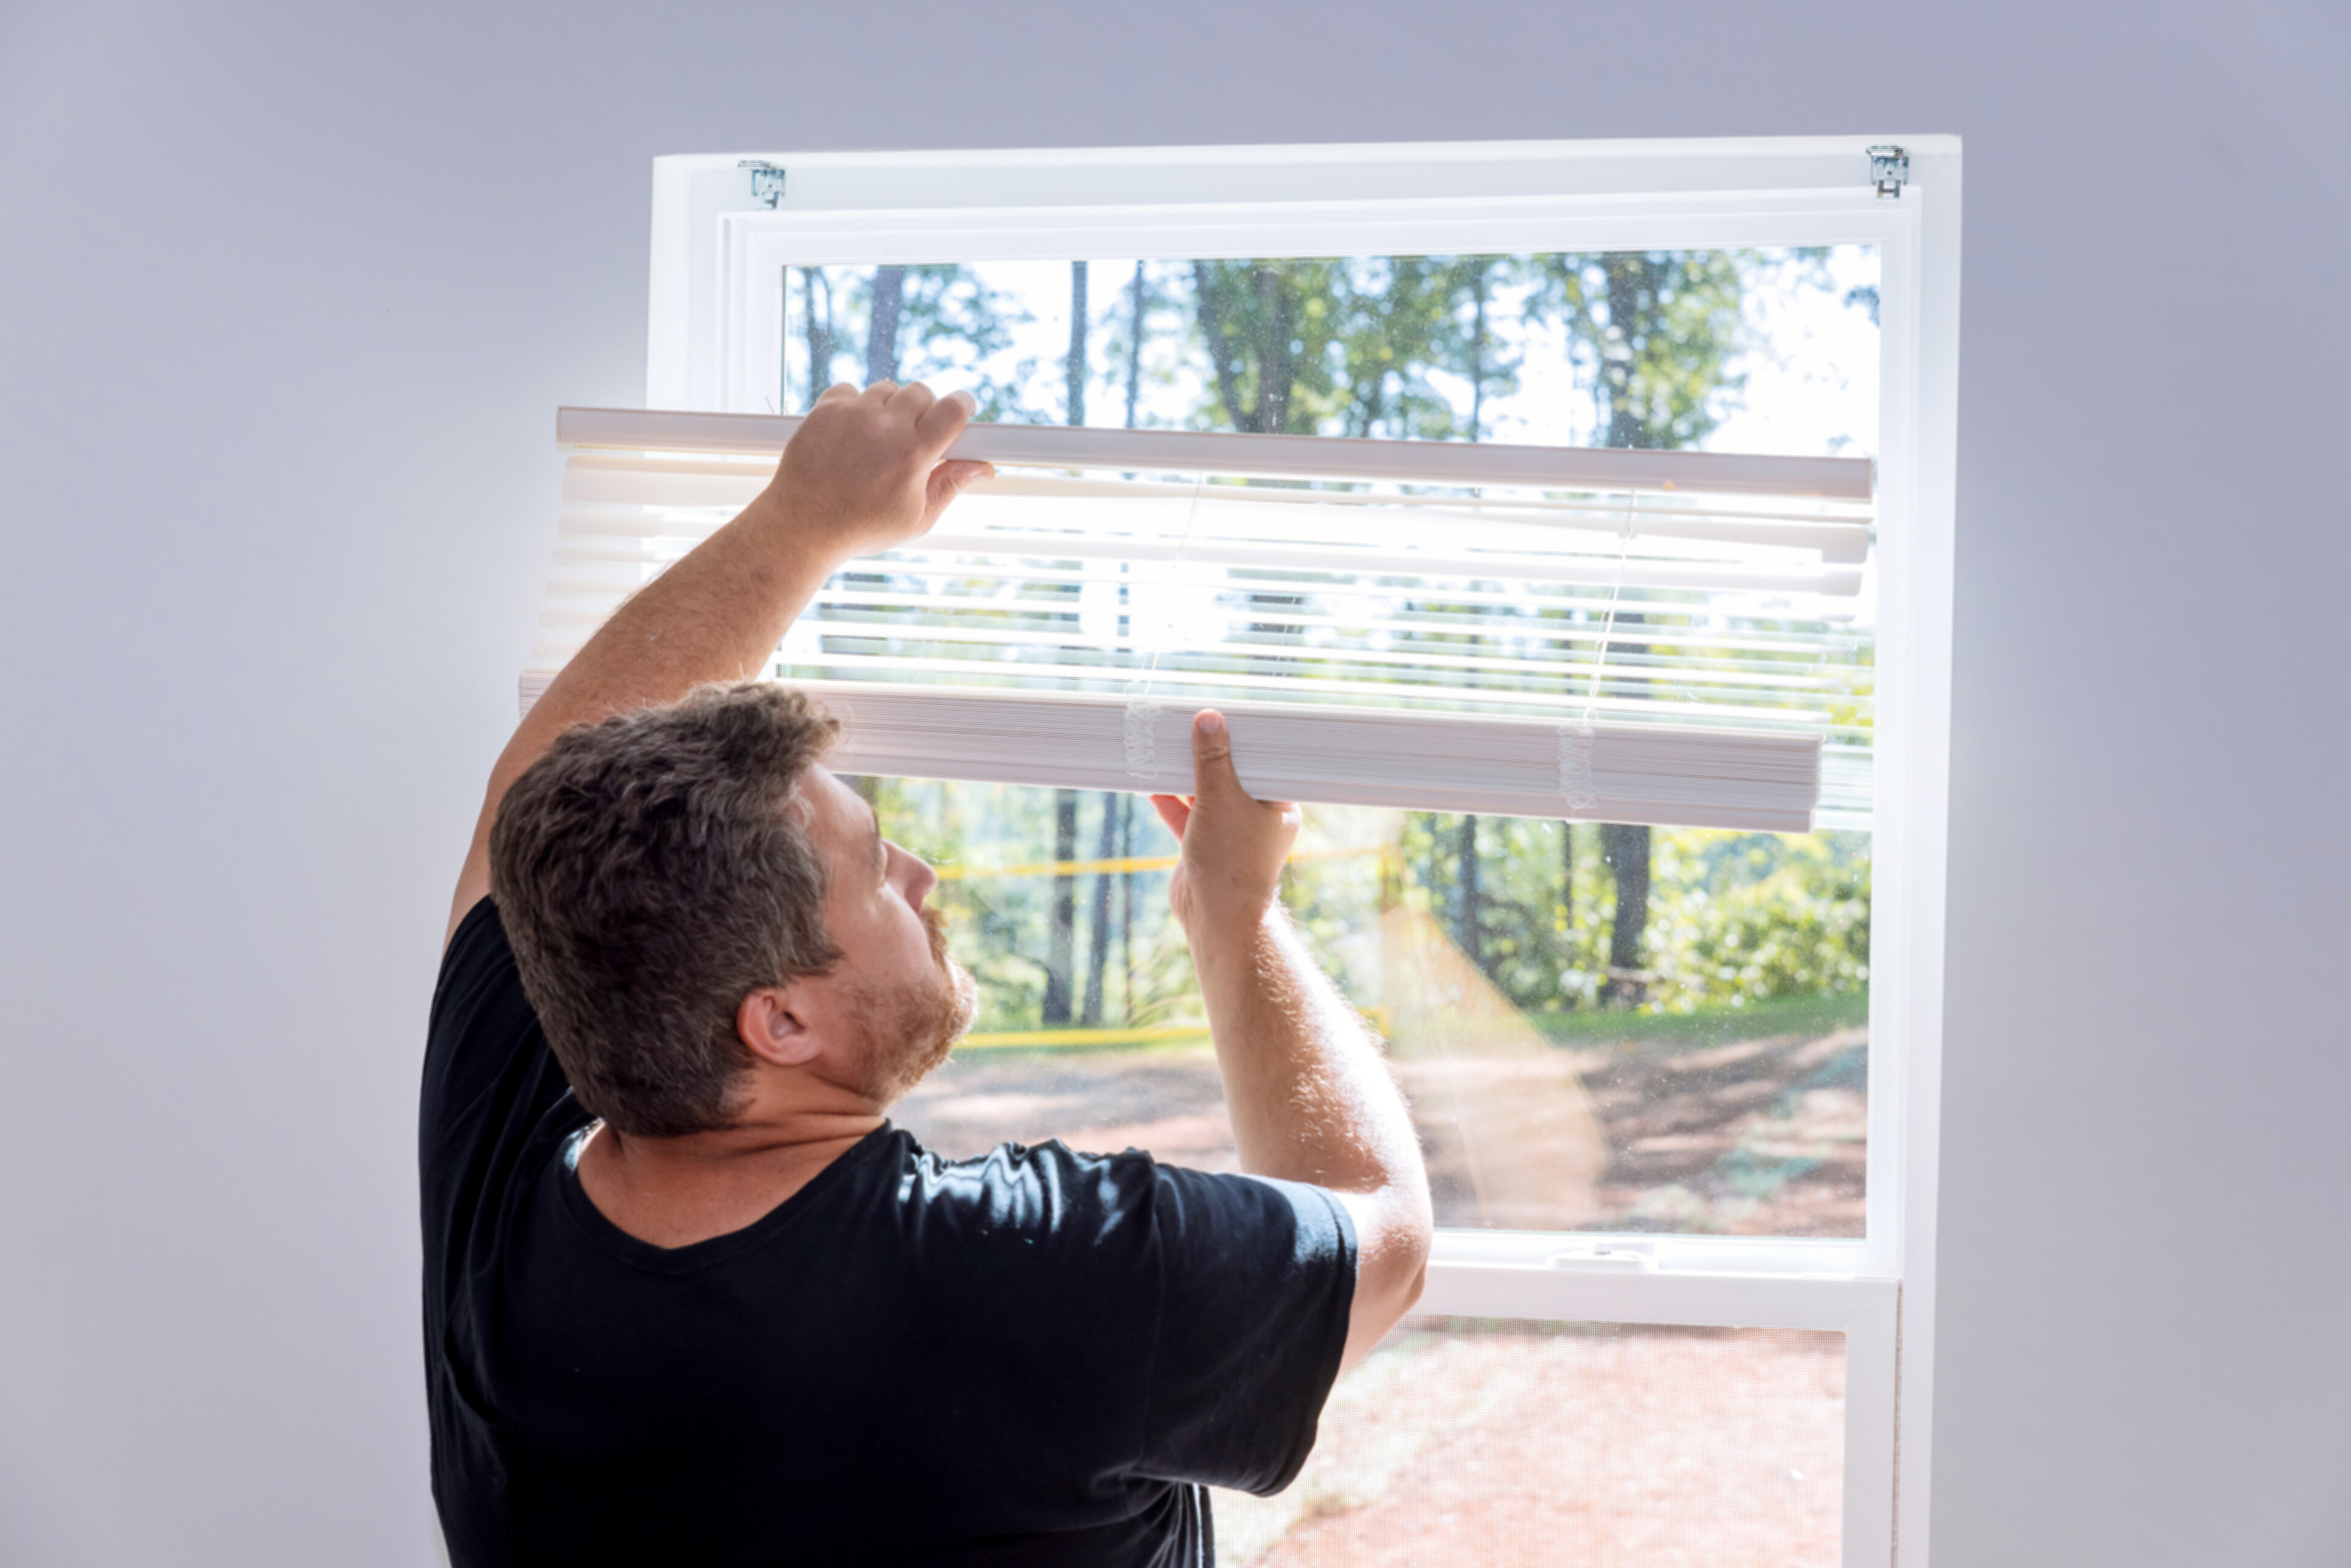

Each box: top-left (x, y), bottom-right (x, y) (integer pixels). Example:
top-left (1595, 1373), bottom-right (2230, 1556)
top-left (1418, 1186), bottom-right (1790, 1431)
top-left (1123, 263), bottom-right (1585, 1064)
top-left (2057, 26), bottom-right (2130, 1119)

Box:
top-left (423, 381), bottom-right (1433, 1566)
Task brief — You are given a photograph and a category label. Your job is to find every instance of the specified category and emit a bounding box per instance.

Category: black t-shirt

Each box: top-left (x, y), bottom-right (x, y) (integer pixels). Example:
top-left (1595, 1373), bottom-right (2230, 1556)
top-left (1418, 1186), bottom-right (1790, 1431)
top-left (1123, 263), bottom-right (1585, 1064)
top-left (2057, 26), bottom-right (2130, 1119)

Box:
top-left (420, 899), bottom-right (1357, 1567)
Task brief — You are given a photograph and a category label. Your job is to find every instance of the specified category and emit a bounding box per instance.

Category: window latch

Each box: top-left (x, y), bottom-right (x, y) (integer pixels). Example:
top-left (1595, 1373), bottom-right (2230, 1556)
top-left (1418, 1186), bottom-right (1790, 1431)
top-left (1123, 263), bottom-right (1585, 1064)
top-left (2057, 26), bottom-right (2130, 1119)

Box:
top-left (1867, 145), bottom-right (1909, 200)
top-left (739, 161), bottom-right (787, 209)
top-left (1547, 1242), bottom-right (1659, 1273)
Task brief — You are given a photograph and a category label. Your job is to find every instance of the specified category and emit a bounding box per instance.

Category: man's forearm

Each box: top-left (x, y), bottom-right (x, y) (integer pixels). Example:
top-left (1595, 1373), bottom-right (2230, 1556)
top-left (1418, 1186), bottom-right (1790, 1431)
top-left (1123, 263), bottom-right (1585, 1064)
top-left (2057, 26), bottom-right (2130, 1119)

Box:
top-left (1196, 908), bottom-right (1432, 1366)
top-left (1193, 911), bottom-right (1424, 1201)
top-left (486, 498), bottom-right (832, 807)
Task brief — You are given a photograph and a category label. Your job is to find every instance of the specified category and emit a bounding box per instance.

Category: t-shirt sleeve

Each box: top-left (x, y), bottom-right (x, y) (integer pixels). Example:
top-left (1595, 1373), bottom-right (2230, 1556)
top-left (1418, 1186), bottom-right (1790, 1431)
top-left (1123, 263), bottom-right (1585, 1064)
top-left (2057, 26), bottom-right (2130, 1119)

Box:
top-left (1135, 1164), bottom-right (1359, 1497)
top-left (419, 897), bottom-right (586, 1272)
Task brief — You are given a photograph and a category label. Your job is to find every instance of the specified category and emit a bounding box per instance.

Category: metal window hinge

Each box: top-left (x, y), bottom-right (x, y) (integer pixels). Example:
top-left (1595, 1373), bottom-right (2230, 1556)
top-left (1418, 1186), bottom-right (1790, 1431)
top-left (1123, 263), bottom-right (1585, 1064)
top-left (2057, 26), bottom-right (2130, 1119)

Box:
top-left (739, 160), bottom-right (786, 209)
top-left (1868, 145), bottom-right (1909, 199)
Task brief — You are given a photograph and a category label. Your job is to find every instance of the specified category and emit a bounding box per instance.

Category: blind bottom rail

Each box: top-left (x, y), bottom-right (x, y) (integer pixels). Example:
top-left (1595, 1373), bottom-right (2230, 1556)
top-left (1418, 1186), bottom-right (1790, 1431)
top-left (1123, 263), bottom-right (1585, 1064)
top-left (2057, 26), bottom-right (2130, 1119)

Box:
top-left (518, 673), bottom-right (1822, 832)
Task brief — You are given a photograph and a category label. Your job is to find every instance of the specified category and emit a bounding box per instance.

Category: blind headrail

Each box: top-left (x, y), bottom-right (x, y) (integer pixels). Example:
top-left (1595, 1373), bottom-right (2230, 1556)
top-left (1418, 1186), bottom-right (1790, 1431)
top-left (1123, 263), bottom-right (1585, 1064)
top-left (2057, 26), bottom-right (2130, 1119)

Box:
top-left (556, 406), bottom-right (1876, 502)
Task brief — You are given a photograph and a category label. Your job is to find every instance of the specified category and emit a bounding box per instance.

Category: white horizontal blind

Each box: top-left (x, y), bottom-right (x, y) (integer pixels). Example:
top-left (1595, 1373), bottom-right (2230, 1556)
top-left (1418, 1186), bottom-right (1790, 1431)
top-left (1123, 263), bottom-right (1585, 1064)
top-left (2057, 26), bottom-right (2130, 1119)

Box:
top-left (531, 409), bottom-right (1877, 831)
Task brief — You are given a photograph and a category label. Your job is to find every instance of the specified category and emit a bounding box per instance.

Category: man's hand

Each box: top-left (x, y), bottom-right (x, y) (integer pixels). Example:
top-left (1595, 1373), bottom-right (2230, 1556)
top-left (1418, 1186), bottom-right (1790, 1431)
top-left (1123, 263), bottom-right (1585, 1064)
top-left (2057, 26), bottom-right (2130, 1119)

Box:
top-left (760, 382), bottom-right (994, 562)
top-left (1148, 712), bottom-right (1301, 936)
top-left (445, 381), bottom-right (991, 946)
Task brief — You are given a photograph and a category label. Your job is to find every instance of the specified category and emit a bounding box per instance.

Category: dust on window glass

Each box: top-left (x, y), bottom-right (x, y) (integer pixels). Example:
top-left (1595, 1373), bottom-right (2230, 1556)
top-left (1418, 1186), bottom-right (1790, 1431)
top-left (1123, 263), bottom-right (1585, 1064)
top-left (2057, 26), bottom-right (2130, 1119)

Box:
top-left (782, 248), bottom-right (1879, 460)
top-left (1208, 1317), bottom-right (1845, 1567)
top-left (876, 778), bottom-right (1869, 1239)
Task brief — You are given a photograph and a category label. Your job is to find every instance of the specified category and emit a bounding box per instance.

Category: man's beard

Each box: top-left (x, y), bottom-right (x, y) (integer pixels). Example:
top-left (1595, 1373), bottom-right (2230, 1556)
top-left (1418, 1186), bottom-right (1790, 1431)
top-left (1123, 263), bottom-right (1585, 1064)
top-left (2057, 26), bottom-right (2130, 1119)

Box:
top-left (848, 903), bottom-right (975, 1105)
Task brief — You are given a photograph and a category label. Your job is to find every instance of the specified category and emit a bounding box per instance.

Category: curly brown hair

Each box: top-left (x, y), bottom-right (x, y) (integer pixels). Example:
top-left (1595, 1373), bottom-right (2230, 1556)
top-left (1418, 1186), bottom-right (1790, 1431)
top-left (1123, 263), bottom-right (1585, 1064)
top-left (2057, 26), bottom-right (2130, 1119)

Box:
top-left (489, 683), bottom-right (841, 1137)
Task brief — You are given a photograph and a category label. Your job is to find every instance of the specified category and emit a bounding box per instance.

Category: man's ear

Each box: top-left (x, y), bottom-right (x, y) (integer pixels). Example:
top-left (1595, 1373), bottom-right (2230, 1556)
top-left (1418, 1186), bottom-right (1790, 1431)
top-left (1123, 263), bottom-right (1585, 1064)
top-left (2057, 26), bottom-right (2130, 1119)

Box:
top-left (737, 986), bottom-right (821, 1068)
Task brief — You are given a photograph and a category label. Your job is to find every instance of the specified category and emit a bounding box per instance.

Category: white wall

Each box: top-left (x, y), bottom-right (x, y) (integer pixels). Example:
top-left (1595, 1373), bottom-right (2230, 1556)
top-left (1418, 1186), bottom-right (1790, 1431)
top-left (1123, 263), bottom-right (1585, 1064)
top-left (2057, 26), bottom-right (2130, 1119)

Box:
top-left (2, 2), bottom-right (2345, 1563)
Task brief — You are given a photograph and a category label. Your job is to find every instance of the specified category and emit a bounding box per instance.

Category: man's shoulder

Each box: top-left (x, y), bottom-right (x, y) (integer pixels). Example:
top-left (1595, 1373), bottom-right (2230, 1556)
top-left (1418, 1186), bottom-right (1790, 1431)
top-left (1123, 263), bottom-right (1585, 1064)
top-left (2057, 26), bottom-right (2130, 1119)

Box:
top-left (430, 897), bottom-right (521, 1037)
top-left (890, 1134), bottom-right (1160, 1230)
top-left (885, 1134), bottom-right (1344, 1266)
top-left (420, 896), bottom-right (584, 1244)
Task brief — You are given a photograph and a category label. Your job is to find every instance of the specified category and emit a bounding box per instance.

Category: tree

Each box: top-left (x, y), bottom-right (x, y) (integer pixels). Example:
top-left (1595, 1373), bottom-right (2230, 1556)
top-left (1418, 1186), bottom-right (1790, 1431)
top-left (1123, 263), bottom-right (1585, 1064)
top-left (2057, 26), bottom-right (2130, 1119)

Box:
top-left (1530, 252), bottom-right (1748, 1005)
top-left (1465, 257), bottom-right (1494, 437)
top-left (1121, 260), bottom-right (1148, 428)
top-left (1081, 793), bottom-right (1118, 1026)
top-left (1044, 261), bottom-right (1092, 1026)
top-left (1599, 822), bottom-right (1652, 1005)
top-left (1118, 793), bottom-right (1136, 1020)
top-left (789, 263), bottom-right (1033, 415)
top-left (1073, 263), bottom-right (1165, 1026)
top-left (799, 269), bottom-right (837, 408)
top-left (1042, 788), bottom-right (1079, 1023)
top-left (1185, 256), bottom-right (1499, 439)
top-left (1455, 814), bottom-right (1482, 965)
top-left (867, 265), bottom-right (908, 383)
top-left (1191, 260), bottom-right (1329, 433)
top-left (1064, 259), bottom-right (1088, 425)
top-left (1530, 251), bottom-right (1747, 451)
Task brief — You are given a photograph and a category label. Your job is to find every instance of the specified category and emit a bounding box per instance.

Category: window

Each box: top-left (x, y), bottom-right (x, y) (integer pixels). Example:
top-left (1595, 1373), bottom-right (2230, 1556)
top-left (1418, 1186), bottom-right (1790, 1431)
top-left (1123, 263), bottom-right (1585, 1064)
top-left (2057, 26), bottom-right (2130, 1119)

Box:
top-left (543, 138), bottom-right (1959, 1564)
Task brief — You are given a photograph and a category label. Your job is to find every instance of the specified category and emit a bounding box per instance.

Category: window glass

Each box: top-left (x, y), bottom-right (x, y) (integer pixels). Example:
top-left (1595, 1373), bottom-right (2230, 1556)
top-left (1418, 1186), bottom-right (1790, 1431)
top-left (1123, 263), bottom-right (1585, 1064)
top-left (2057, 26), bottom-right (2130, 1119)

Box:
top-left (781, 248), bottom-right (1880, 462)
top-left (833, 246), bottom-right (1876, 1237)
top-left (881, 779), bottom-right (1869, 1239)
top-left (1210, 1318), bottom-right (1845, 1566)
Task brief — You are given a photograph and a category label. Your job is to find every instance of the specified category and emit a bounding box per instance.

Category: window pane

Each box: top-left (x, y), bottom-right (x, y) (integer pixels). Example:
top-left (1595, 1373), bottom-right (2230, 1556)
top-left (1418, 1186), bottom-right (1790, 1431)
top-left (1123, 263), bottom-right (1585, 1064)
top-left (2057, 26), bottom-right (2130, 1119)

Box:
top-left (1211, 1319), bottom-right (1845, 1568)
top-left (882, 779), bottom-right (1869, 1238)
top-left (782, 248), bottom-right (1880, 462)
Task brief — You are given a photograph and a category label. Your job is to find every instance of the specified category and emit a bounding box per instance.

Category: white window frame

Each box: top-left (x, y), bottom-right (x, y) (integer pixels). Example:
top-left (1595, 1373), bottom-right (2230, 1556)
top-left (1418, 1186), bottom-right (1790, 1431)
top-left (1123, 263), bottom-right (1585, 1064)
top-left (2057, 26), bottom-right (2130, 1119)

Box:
top-left (645, 136), bottom-right (1960, 1566)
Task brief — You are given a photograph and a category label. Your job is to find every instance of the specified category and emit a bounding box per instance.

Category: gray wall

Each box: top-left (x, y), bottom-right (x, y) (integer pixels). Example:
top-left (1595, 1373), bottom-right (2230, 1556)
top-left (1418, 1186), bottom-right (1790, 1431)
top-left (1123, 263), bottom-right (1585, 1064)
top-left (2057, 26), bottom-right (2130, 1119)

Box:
top-left (2, 2), bottom-right (2345, 1563)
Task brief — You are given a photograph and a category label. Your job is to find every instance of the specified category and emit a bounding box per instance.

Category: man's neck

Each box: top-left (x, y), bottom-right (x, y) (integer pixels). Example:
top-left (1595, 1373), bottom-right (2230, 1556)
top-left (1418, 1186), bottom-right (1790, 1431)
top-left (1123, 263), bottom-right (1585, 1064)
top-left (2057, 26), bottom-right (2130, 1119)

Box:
top-left (574, 1112), bottom-right (884, 1250)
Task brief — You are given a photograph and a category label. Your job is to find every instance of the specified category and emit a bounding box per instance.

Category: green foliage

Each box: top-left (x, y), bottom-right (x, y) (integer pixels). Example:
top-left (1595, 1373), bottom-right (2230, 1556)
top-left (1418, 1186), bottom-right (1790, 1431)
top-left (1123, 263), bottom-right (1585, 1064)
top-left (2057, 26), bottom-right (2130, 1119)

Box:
top-left (1642, 832), bottom-right (1870, 1010)
top-left (792, 263), bottom-right (1041, 420)
top-left (1187, 256), bottom-right (1509, 439)
top-left (1329, 817), bottom-right (1870, 1018)
top-left (1524, 251), bottom-right (1748, 449)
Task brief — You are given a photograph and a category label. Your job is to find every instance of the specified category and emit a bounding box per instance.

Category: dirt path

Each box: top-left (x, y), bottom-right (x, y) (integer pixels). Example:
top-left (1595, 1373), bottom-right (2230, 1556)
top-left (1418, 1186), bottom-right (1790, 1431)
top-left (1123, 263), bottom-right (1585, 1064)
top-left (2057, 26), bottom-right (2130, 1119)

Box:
top-left (1214, 1323), bottom-right (1845, 1567)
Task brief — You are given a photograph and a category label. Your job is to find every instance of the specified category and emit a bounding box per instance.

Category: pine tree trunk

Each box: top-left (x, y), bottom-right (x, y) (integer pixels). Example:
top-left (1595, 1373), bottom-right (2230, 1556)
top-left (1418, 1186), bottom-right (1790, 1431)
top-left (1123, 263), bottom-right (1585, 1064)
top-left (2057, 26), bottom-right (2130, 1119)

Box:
top-left (1081, 792), bottom-right (1118, 1026)
top-left (1118, 794), bottom-right (1135, 1024)
top-left (1457, 814), bottom-right (1482, 967)
top-left (866, 265), bottom-right (907, 383)
top-left (1123, 261), bottom-right (1146, 429)
top-left (802, 270), bottom-right (834, 408)
top-left (1600, 821), bottom-right (1651, 1007)
top-left (1065, 260), bottom-right (1089, 425)
top-left (1469, 260), bottom-right (1489, 439)
top-left (1043, 789), bottom-right (1079, 1024)
top-left (1601, 255), bottom-right (1659, 449)
top-left (1561, 819), bottom-right (1578, 994)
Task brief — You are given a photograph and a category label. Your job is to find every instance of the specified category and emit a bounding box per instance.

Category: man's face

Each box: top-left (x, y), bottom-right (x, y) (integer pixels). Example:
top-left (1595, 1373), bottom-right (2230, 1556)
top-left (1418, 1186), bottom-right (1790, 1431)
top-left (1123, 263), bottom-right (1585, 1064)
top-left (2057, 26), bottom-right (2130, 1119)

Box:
top-left (799, 767), bottom-right (975, 1104)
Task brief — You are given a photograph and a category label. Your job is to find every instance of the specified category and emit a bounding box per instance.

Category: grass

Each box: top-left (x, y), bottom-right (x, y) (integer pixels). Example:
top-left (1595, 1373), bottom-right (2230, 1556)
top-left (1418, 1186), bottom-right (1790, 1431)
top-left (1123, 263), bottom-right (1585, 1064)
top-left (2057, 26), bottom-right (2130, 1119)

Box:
top-left (1530, 991), bottom-right (1867, 1050)
top-left (944, 991), bottom-right (1868, 1059)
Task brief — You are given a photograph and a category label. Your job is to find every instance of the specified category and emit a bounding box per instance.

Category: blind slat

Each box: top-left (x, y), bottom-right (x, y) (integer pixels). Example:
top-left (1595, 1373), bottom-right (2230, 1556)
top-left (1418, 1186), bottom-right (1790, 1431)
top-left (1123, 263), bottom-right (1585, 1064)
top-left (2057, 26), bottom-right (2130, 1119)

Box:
top-left (557, 406), bottom-right (1876, 501)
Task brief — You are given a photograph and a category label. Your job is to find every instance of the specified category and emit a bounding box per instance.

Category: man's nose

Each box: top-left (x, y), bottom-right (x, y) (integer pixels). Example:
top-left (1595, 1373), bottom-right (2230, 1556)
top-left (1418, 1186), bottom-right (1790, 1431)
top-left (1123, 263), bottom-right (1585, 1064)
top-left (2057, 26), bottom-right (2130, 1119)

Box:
top-left (893, 843), bottom-right (938, 905)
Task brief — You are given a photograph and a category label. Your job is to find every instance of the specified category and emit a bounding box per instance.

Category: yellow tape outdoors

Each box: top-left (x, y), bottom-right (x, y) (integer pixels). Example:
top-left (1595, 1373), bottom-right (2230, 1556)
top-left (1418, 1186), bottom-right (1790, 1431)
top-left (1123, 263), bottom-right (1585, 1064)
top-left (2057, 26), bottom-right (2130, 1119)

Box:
top-left (933, 852), bottom-right (1179, 882)
top-left (931, 844), bottom-right (1383, 883)
top-left (958, 1024), bottom-right (1213, 1050)
top-left (957, 1006), bottom-right (1391, 1052)
top-left (936, 845), bottom-right (1393, 1053)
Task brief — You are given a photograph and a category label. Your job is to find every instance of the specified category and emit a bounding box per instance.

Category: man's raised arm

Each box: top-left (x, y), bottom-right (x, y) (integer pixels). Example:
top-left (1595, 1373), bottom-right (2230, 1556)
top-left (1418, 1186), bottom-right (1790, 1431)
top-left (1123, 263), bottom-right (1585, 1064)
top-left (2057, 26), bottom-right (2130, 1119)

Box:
top-left (445, 383), bottom-right (991, 946)
top-left (1149, 716), bottom-right (1435, 1373)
